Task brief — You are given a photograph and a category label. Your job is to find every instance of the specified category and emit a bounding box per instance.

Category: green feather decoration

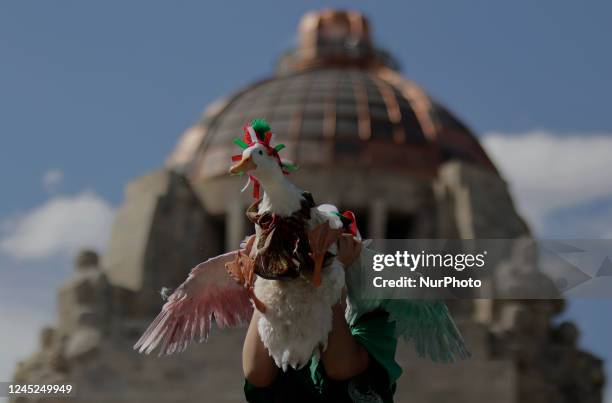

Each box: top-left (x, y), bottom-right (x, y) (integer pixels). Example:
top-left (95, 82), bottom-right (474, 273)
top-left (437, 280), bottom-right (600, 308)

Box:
top-left (281, 162), bottom-right (299, 172)
top-left (233, 138), bottom-right (248, 149)
top-left (274, 144), bottom-right (286, 152)
top-left (251, 118), bottom-right (271, 135)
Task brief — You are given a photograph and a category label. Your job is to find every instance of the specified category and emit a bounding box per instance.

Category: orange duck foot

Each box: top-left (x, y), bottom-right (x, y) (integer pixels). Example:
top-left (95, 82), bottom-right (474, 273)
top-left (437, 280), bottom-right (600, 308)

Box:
top-left (308, 222), bottom-right (342, 287)
top-left (311, 253), bottom-right (324, 287)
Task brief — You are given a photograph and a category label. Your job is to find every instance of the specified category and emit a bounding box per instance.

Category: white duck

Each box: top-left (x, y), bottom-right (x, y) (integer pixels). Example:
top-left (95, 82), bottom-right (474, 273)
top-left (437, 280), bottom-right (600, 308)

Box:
top-left (228, 121), bottom-right (347, 370)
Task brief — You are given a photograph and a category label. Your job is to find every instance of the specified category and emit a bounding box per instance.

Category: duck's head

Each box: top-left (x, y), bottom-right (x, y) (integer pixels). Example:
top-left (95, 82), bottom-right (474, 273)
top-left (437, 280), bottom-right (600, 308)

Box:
top-left (230, 142), bottom-right (282, 177)
top-left (229, 119), bottom-right (297, 180)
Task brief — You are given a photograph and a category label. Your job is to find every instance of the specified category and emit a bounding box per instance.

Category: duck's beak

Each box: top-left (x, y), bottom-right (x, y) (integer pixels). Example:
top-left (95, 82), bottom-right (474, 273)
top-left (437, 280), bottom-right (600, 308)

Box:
top-left (230, 156), bottom-right (257, 174)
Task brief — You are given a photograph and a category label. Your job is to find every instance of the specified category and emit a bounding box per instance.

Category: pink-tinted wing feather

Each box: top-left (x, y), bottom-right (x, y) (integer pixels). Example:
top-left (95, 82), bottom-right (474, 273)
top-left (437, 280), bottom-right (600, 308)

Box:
top-left (133, 251), bottom-right (253, 356)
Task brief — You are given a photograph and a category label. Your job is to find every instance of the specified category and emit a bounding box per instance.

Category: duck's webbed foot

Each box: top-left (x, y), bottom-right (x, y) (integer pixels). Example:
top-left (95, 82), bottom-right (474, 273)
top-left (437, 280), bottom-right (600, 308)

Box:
top-left (308, 223), bottom-right (342, 287)
top-left (225, 251), bottom-right (266, 313)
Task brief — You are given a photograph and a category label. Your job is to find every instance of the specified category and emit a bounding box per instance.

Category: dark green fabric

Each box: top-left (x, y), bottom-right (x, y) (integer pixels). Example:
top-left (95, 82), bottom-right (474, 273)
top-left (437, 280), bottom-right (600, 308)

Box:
top-left (244, 311), bottom-right (400, 402)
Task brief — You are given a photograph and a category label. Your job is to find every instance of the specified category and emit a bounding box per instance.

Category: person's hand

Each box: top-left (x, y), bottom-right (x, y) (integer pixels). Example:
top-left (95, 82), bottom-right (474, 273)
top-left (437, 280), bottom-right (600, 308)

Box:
top-left (322, 286), bottom-right (370, 380)
top-left (337, 233), bottom-right (362, 268)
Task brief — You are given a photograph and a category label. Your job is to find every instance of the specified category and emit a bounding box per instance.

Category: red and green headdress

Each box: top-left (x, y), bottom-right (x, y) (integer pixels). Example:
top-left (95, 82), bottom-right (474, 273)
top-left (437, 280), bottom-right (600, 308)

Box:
top-left (231, 118), bottom-right (298, 199)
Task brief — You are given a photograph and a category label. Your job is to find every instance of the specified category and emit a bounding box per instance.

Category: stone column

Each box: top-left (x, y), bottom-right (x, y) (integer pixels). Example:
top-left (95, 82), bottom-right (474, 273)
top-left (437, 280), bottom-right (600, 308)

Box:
top-left (368, 199), bottom-right (387, 239)
top-left (226, 198), bottom-right (246, 249)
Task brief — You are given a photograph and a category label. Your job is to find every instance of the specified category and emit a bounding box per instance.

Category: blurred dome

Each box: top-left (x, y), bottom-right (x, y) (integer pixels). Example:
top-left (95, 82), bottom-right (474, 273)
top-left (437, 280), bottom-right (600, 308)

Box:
top-left (167, 9), bottom-right (497, 180)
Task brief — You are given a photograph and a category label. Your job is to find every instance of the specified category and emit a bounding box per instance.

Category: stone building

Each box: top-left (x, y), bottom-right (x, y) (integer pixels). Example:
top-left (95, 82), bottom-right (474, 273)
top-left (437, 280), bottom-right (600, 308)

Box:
top-left (12, 9), bottom-right (604, 403)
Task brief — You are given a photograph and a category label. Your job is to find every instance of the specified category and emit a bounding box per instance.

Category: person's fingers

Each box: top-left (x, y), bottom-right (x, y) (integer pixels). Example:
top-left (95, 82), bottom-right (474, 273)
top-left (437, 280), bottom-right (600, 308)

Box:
top-left (338, 234), bottom-right (348, 251)
top-left (337, 235), bottom-right (350, 265)
top-left (345, 234), bottom-right (361, 256)
top-left (352, 236), bottom-right (362, 256)
top-left (338, 233), bottom-right (362, 267)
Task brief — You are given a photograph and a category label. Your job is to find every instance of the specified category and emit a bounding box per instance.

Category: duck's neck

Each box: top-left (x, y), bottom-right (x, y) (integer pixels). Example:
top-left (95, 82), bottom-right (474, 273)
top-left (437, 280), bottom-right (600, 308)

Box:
top-left (256, 172), bottom-right (304, 216)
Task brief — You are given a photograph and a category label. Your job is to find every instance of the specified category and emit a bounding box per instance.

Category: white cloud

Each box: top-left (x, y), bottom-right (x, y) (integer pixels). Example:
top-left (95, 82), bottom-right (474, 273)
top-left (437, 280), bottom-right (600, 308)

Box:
top-left (0, 192), bottom-right (115, 260)
top-left (481, 131), bottom-right (612, 235)
top-left (41, 169), bottom-right (64, 192)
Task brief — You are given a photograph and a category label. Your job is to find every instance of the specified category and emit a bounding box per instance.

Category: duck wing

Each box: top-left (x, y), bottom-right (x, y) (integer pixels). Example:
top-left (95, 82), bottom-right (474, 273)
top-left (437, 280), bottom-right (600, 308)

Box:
top-left (314, 204), bottom-right (469, 362)
top-left (345, 246), bottom-right (470, 363)
top-left (133, 251), bottom-right (254, 356)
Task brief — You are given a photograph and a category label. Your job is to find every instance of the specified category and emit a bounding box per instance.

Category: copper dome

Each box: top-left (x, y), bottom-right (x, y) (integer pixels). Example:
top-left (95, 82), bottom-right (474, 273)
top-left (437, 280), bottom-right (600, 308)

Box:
top-left (167, 10), bottom-right (497, 180)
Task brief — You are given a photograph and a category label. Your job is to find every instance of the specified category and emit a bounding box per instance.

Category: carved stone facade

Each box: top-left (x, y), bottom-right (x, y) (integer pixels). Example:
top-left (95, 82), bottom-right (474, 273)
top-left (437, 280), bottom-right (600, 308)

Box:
top-left (11, 9), bottom-right (604, 403)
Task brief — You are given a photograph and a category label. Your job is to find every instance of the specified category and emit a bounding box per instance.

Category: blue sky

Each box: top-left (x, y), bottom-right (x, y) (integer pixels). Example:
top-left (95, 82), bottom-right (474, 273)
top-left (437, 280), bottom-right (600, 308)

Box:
top-left (1, 0), bottom-right (611, 400)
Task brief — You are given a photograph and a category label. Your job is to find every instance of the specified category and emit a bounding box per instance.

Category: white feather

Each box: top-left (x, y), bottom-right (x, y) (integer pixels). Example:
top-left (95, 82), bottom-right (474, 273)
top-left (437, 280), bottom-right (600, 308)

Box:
top-left (255, 257), bottom-right (345, 370)
top-left (240, 175), bottom-right (253, 194)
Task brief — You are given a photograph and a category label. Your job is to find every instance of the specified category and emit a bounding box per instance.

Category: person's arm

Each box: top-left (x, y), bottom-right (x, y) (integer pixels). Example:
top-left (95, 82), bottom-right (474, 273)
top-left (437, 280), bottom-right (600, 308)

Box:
top-left (320, 298), bottom-right (370, 381)
top-left (242, 310), bottom-right (278, 387)
top-left (319, 233), bottom-right (369, 381)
